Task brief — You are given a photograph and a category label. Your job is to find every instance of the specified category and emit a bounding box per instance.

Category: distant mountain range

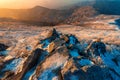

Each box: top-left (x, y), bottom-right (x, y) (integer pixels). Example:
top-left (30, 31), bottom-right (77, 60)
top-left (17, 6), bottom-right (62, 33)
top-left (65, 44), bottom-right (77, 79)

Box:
top-left (0, 0), bottom-right (120, 26)
top-left (0, 6), bottom-right (73, 26)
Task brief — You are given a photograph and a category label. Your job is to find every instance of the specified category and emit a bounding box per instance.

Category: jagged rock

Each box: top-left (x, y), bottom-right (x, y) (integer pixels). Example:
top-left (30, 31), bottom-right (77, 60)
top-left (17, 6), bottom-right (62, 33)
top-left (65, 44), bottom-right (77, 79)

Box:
top-left (0, 29), bottom-right (120, 80)
top-left (47, 42), bottom-right (55, 53)
top-left (86, 38), bottom-right (106, 57)
top-left (46, 38), bottom-right (65, 53)
top-left (41, 28), bottom-right (59, 39)
top-left (60, 34), bottom-right (69, 42)
top-left (0, 57), bottom-right (26, 80)
top-left (40, 28), bottom-right (60, 49)
top-left (0, 48), bottom-right (47, 80)
top-left (17, 48), bottom-right (46, 80)
top-left (9, 36), bottom-right (40, 57)
top-left (30, 46), bottom-right (69, 80)
top-left (61, 59), bottom-right (111, 80)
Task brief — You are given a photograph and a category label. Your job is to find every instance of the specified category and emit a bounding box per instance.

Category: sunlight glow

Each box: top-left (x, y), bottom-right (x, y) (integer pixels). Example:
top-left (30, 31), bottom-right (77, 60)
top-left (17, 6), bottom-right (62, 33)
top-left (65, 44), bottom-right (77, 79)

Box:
top-left (0, 0), bottom-right (85, 9)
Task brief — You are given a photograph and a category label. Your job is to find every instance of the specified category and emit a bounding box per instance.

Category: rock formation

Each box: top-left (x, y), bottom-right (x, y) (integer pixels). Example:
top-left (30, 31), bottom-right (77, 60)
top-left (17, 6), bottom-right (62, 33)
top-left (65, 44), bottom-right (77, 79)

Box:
top-left (0, 28), bottom-right (120, 80)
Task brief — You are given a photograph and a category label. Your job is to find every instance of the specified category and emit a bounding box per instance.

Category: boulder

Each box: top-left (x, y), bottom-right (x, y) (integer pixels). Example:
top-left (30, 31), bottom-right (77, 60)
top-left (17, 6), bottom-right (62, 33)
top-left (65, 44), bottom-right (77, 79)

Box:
top-left (46, 38), bottom-right (65, 53)
top-left (30, 46), bottom-right (69, 80)
top-left (41, 28), bottom-right (59, 39)
top-left (60, 34), bottom-right (69, 42)
top-left (61, 59), bottom-right (111, 80)
top-left (0, 48), bottom-right (47, 80)
top-left (86, 39), bottom-right (106, 57)
top-left (47, 42), bottom-right (55, 53)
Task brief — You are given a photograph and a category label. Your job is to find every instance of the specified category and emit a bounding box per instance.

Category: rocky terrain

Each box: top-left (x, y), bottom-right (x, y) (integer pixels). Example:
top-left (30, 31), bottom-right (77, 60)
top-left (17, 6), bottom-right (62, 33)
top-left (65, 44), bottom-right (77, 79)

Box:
top-left (1, 0), bottom-right (120, 26)
top-left (0, 0), bottom-right (120, 79)
top-left (0, 16), bottom-right (120, 80)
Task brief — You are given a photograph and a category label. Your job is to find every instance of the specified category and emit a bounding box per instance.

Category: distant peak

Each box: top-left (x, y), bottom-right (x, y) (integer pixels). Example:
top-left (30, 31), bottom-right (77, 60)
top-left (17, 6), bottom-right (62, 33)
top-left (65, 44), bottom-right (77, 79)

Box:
top-left (32, 6), bottom-right (49, 10)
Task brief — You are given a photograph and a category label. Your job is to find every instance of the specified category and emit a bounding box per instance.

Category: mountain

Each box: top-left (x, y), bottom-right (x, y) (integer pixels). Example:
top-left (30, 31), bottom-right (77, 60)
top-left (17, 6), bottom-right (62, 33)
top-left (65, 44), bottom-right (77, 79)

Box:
top-left (0, 29), bottom-right (120, 80)
top-left (93, 0), bottom-right (120, 15)
top-left (0, 5), bottom-right (98, 26)
top-left (1, 0), bottom-right (120, 26)
top-left (65, 6), bottom-right (97, 24)
top-left (0, 6), bottom-right (72, 26)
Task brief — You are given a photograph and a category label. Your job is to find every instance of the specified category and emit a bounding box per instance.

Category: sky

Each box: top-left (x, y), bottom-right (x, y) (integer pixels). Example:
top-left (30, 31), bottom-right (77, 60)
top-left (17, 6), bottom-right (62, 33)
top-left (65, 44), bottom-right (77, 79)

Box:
top-left (0, 0), bottom-right (91, 9)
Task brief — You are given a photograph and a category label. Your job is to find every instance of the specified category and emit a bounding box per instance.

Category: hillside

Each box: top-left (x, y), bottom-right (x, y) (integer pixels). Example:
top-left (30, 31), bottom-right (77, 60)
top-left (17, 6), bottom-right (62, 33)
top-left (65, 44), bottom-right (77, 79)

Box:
top-left (0, 0), bottom-right (120, 26)
top-left (0, 5), bottom-right (99, 26)
top-left (0, 6), bottom-right (72, 26)
top-left (65, 6), bottom-right (97, 24)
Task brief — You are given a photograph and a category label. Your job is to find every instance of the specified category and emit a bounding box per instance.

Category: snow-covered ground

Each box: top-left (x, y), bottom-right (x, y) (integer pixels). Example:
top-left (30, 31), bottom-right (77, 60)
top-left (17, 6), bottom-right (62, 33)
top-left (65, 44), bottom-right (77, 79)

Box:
top-left (0, 16), bottom-right (120, 80)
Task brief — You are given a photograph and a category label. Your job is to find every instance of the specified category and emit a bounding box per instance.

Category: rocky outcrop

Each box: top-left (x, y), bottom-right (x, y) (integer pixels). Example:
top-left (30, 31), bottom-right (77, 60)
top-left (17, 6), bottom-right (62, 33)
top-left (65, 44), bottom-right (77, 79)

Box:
top-left (0, 28), bottom-right (120, 80)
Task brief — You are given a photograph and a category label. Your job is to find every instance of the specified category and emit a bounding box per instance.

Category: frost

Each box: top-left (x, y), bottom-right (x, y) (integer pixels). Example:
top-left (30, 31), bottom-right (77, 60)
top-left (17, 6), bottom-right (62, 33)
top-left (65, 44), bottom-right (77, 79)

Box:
top-left (79, 59), bottom-right (94, 66)
top-left (2, 58), bottom-right (22, 72)
top-left (38, 67), bottom-right (56, 80)
top-left (100, 45), bottom-right (120, 79)
top-left (69, 49), bottom-right (79, 57)
top-left (0, 50), bottom-right (9, 56)
top-left (23, 51), bottom-right (48, 80)
top-left (22, 67), bottom-right (36, 80)
top-left (70, 75), bottom-right (79, 80)
top-left (41, 39), bottom-right (50, 48)
top-left (69, 36), bottom-right (76, 45)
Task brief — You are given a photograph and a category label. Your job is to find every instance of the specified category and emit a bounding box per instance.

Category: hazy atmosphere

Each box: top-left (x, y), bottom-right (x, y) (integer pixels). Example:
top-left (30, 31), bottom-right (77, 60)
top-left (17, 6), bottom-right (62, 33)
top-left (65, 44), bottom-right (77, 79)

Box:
top-left (0, 0), bottom-right (93, 9)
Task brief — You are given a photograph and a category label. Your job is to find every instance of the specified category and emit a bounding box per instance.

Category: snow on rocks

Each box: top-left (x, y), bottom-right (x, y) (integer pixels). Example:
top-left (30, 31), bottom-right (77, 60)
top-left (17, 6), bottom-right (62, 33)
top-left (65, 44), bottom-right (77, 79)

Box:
top-left (0, 28), bottom-right (120, 80)
top-left (30, 47), bottom-right (69, 80)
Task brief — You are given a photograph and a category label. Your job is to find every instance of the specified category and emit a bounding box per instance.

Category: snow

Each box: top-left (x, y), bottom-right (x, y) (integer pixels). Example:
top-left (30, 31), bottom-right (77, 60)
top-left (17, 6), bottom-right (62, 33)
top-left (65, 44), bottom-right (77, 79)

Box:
top-left (101, 53), bottom-right (120, 77)
top-left (109, 70), bottom-right (120, 80)
top-left (38, 52), bottom-right (68, 80)
top-left (0, 50), bottom-right (9, 56)
top-left (69, 49), bottom-right (79, 57)
top-left (100, 44), bottom-right (120, 79)
top-left (41, 39), bottom-right (50, 48)
top-left (52, 76), bottom-right (59, 80)
top-left (38, 67), bottom-right (56, 80)
top-left (22, 51), bottom-right (48, 80)
top-left (79, 59), bottom-right (94, 66)
top-left (70, 75), bottom-right (79, 80)
top-left (2, 58), bottom-right (22, 72)
top-left (69, 36), bottom-right (76, 45)
top-left (22, 67), bottom-right (36, 80)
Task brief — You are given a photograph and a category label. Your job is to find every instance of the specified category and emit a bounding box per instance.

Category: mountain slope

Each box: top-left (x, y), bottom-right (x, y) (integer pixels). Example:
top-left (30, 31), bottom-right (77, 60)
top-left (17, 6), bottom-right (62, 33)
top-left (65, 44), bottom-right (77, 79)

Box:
top-left (0, 6), bottom-right (72, 26)
top-left (65, 6), bottom-right (97, 24)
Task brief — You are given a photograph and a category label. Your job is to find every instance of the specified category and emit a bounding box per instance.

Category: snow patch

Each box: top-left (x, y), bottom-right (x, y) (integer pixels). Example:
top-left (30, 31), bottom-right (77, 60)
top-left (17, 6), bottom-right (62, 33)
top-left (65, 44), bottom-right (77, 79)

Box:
top-left (69, 49), bottom-right (79, 57)
top-left (70, 75), bottom-right (79, 80)
top-left (101, 44), bottom-right (120, 79)
top-left (69, 36), bottom-right (77, 45)
top-left (2, 58), bottom-right (22, 72)
top-left (41, 39), bottom-right (50, 48)
top-left (109, 70), bottom-right (120, 80)
top-left (38, 66), bottom-right (57, 80)
top-left (22, 67), bottom-right (36, 80)
top-left (79, 59), bottom-right (94, 66)
top-left (0, 50), bottom-right (9, 56)
top-left (23, 51), bottom-right (48, 80)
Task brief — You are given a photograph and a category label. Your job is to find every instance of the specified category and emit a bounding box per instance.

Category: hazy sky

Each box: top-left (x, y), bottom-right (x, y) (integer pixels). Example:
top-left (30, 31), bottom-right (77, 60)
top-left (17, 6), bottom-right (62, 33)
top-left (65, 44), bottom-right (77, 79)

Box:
top-left (0, 0), bottom-right (91, 9)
